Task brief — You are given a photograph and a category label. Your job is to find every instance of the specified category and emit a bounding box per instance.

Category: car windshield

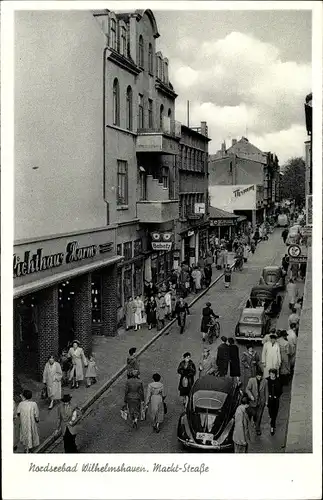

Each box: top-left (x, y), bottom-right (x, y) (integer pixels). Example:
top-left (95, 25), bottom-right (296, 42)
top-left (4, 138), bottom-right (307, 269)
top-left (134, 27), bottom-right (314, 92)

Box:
top-left (193, 390), bottom-right (227, 411)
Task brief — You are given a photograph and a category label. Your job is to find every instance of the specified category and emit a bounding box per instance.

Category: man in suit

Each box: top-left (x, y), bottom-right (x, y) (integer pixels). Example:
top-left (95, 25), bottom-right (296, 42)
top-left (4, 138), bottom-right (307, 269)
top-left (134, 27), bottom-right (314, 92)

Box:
top-left (216, 336), bottom-right (230, 377)
top-left (245, 368), bottom-right (268, 435)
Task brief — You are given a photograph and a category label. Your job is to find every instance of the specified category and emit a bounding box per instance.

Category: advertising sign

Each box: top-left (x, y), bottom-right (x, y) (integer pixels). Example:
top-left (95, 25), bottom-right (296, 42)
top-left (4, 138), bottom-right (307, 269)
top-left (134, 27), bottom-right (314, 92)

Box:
top-left (194, 203), bottom-right (206, 214)
top-left (209, 185), bottom-right (257, 211)
top-left (151, 232), bottom-right (173, 252)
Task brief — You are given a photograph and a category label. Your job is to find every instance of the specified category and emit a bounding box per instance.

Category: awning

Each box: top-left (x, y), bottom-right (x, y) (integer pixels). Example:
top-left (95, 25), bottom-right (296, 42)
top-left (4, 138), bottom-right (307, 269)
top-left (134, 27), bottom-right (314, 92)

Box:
top-left (208, 206), bottom-right (240, 220)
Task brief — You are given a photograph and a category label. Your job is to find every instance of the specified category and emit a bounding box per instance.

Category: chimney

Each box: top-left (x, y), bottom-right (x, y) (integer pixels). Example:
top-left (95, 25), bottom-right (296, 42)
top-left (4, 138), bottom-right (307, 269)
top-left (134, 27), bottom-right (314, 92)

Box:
top-left (232, 139), bottom-right (237, 146)
top-left (221, 141), bottom-right (226, 152)
top-left (200, 121), bottom-right (208, 137)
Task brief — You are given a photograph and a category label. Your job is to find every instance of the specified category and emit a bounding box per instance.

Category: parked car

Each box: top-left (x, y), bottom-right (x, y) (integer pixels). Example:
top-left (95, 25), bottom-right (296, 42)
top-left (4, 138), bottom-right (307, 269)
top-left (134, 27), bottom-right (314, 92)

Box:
top-left (259, 265), bottom-right (286, 290)
top-left (235, 306), bottom-right (271, 342)
top-left (177, 376), bottom-right (242, 452)
top-left (277, 214), bottom-right (289, 227)
top-left (248, 285), bottom-right (283, 317)
top-left (286, 225), bottom-right (301, 245)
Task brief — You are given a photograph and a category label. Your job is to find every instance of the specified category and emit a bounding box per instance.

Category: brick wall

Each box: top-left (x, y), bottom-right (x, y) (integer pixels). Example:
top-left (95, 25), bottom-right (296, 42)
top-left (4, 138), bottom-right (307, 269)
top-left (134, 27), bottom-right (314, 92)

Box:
top-left (74, 273), bottom-right (92, 357)
top-left (37, 286), bottom-right (59, 379)
top-left (101, 265), bottom-right (118, 337)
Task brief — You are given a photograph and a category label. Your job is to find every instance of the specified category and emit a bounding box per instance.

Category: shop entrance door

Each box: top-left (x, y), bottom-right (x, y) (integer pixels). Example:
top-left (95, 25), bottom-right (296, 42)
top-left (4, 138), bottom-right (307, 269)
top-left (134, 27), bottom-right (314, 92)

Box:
top-left (14, 296), bottom-right (40, 379)
top-left (58, 280), bottom-right (75, 351)
top-left (184, 237), bottom-right (190, 264)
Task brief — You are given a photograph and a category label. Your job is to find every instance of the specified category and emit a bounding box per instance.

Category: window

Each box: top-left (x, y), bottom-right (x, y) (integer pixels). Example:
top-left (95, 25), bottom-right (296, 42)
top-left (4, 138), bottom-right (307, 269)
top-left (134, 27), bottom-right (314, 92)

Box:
top-left (159, 104), bottom-right (164, 128)
top-left (162, 167), bottom-right (169, 189)
top-left (123, 241), bottom-right (133, 260)
top-left (117, 268), bottom-right (122, 307)
top-left (123, 265), bottom-right (133, 301)
top-left (113, 78), bottom-right (120, 126)
top-left (117, 160), bottom-right (128, 205)
top-left (158, 56), bottom-right (163, 80)
top-left (187, 148), bottom-right (191, 170)
top-left (110, 18), bottom-right (117, 50)
top-left (134, 239), bottom-right (143, 257)
top-left (164, 61), bottom-right (169, 83)
top-left (168, 108), bottom-right (172, 118)
top-left (138, 35), bottom-right (144, 68)
top-left (91, 272), bottom-right (102, 324)
top-left (183, 146), bottom-right (187, 169)
top-left (126, 86), bottom-right (133, 131)
top-left (138, 94), bottom-right (144, 129)
top-left (133, 261), bottom-right (143, 297)
top-left (139, 170), bottom-right (147, 200)
top-left (148, 99), bottom-right (153, 128)
top-left (148, 43), bottom-right (154, 74)
top-left (120, 26), bottom-right (127, 56)
top-left (117, 244), bottom-right (122, 256)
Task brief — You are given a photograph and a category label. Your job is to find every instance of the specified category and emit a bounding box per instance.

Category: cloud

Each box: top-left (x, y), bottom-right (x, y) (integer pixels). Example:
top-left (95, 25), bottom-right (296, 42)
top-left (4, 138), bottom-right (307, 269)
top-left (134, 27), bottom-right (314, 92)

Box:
top-left (169, 31), bottom-right (311, 160)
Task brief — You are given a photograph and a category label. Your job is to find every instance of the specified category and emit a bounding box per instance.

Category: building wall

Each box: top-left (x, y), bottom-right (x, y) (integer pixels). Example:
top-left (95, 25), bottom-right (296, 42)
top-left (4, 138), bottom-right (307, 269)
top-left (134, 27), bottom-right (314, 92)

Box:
top-left (305, 140), bottom-right (311, 198)
top-left (209, 155), bottom-right (264, 186)
top-left (15, 11), bottom-right (108, 241)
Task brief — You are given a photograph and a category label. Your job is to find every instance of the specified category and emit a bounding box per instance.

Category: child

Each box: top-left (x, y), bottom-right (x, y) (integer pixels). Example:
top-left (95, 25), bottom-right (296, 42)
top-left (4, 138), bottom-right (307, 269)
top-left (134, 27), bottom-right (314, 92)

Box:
top-left (60, 348), bottom-right (72, 386)
top-left (85, 354), bottom-right (98, 387)
top-left (224, 265), bottom-right (232, 288)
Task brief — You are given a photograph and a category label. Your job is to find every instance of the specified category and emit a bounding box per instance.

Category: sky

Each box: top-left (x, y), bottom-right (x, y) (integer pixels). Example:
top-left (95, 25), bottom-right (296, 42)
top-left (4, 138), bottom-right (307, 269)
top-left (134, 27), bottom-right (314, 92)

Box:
top-left (154, 9), bottom-right (312, 164)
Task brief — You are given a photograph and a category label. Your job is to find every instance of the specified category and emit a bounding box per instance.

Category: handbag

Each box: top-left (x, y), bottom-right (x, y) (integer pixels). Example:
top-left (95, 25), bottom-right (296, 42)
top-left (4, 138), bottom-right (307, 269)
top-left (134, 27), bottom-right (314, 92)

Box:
top-left (120, 405), bottom-right (128, 421)
top-left (182, 376), bottom-right (189, 388)
top-left (163, 401), bottom-right (168, 414)
top-left (41, 386), bottom-right (48, 399)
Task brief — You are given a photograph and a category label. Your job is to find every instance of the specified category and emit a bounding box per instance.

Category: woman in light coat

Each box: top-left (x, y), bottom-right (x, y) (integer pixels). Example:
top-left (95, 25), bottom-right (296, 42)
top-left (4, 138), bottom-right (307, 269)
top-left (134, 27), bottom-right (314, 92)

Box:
top-left (261, 334), bottom-right (281, 379)
top-left (155, 293), bottom-right (167, 331)
top-left (43, 355), bottom-right (62, 409)
top-left (145, 373), bottom-right (166, 433)
top-left (164, 290), bottom-right (173, 319)
top-left (16, 389), bottom-right (40, 453)
top-left (133, 295), bottom-right (145, 331)
top-left (277, 330), bottom-right (291, 386)
top-left (125, 297), bottom-right (136, 330)
top-left (68, 340), bottom-right (88, 388)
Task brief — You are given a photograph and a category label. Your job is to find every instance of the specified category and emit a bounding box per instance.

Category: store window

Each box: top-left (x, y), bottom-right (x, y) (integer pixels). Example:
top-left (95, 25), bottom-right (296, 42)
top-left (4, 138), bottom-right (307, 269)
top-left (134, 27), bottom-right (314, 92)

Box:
top-left (91, 272), bottom-right (102, 324)
top-left (123, 265), bottom-right (133, 301)
top-left (151, 255), bottom-right (158, 284)
top-left (14, 295), bottom-right (40, 377)
top-left (123, 241), bottom-right (133, 260)
top-left (133, 261), bottom-right (143, 297)
top-left (117, 268), bottom-right (122, 307)
top-left (134, 238), bottom-right (143, 257)
top-left (117, 160), bottom-right (128, 205)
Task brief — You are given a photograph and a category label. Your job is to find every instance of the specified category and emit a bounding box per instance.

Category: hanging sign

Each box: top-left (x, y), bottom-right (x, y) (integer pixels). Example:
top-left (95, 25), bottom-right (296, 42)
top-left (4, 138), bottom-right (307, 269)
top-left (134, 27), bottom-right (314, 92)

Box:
top-left (151, 232), bottom-right (173, 251)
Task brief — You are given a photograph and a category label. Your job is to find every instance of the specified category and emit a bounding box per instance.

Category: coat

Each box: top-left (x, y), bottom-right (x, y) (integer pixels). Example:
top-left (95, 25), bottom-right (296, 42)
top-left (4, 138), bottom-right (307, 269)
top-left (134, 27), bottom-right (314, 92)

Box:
top-left (261, 341), bottom-right (281, 378)
top-left (245, 377), bottom-right (268, 408)
top-left (286, 283), bottom-right (298, 304)
top-left (277, 337), bottom-right (291, 375)
top-left (124, 378), bottom-right (144, 403)
top-left (216, 343), bottom-right (230, 374)
top-left (155, 296), bottom-right (167, 320)
top-left (233, 404), bottom-right (250, 446)
top-left (57, 402), bottom-right (79, 436)
top-left (175, 301), bottom-right (189, 327)
top-left (267, 377), bottom-right (282, 403)
top-left (191, 269), bottom-right (202, 289)
top-left (68, 346), bottom-right (87, 381)
top-left (43, 361), bottom-right (62, 400)
top-left (201, 306), bottom-right (218, 333)
top-left (133, 299), bottom-right (145, 325)
top-left (17, 400), bottom-right (40, 449)
top-left (164, 292), bottom-right (172, 314)
top-left (198, 354), bottom-right (216, 377)
top-left (177, 360), bottom-right (196, 396)
top-left (126, 355), bottom-right (140, 377)
top-left (145, 381), bottom-right (165, 424)
top-left (85, 360), bottom-right (98, 378)
top-left (241, 350), bottom-right (260, 389)
top-left (228, 344), bottom-right (241, 377)
top-left (125, 300), bottom-right (136, 328)
top-left (145, 300), bottom-right (157, 325)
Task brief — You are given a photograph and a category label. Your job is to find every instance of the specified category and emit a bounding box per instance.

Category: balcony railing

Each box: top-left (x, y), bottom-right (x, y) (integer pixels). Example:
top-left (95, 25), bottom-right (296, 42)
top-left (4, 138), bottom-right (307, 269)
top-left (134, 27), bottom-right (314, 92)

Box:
top-left (137, 117), bottom-right (181, 138)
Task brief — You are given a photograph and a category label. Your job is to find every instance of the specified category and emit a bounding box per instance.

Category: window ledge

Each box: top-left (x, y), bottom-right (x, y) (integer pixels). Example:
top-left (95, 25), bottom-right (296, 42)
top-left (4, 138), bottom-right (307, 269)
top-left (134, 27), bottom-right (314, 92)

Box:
top-left (117, 205), bottom-right (129, 211)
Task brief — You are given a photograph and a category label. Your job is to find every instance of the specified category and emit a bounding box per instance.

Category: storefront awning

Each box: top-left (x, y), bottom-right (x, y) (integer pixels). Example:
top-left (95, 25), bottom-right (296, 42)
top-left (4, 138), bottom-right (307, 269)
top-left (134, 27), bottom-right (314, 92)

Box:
top-left (208, 206), bottom-right (240, 220)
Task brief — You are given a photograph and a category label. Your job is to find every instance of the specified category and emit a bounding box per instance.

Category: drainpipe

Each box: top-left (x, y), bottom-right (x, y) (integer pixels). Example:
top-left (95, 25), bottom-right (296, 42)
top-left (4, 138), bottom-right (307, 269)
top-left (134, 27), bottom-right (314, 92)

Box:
top-left (103, 47), bottom-right (109, 225)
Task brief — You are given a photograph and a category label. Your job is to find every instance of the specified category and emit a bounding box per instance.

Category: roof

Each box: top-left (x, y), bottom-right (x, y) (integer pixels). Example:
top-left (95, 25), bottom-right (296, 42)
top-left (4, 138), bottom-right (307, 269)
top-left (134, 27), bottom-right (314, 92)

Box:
top-left (208, 206), bottom-right (239, 220)
top-left (192, 375), bottom-right (234, 394)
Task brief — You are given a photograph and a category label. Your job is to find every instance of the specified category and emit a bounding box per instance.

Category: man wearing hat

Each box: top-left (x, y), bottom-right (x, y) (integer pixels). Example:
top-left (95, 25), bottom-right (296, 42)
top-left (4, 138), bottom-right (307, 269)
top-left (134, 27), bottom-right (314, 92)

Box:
top-left (57, 394), bottom-right (80, 453)
top-left (198, 347), bottom-right (216, 378)
top-left (261, 333), bottom-right (281, 379)
top-left (245, 368), bottom-right (268, 435)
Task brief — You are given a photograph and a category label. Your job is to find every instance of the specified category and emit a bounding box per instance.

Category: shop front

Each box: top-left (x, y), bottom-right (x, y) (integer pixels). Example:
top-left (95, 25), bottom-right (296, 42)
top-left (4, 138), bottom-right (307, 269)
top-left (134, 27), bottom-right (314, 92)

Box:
top-left (143, 230), bottom-right (175, 288)
top-left (13, 227), bottom-right (122, 379)
top-left (208, 206), bottom-right (248, 246)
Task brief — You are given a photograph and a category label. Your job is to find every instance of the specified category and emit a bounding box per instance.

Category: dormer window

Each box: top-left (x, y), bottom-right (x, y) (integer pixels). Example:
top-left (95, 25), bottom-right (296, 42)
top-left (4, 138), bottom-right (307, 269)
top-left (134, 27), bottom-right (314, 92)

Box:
top-left (120, 26), bottom-right (127, 57)
top-left (110, 18), bottom-right (117, 50)
top-left (138, 35), bottom-right (144, 69)
top-left (148, 43), bottom-right (154, 75)
top-left (164, 60), bottom-right (169, 84)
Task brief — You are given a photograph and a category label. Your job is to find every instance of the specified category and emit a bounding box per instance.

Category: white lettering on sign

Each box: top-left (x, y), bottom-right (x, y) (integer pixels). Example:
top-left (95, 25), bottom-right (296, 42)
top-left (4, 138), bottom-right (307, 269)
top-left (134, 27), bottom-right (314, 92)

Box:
top-left (233, 185), bottom-right (255, 198)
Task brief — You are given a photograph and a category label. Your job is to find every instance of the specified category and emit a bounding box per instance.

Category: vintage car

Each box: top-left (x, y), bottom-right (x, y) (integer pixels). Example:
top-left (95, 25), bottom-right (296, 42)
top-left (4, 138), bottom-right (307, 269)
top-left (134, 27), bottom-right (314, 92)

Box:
top-left (286, 225), bottom-right (302, 245)
top-left (235, 306), bottom-right (271, 342)
top-left (277, 214), bottom-right (289, 227)
top-left (259, 265), bottom-right (285, 290)
top-left (248, 285), bottom-right (283, 316)
top-left (177, 376), bottom-right (242, 452)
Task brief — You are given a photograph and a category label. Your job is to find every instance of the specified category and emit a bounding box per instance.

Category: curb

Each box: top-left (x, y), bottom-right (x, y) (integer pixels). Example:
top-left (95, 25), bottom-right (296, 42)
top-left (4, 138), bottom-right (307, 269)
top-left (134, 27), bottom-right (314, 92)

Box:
top-left (35, 260), bottom-right (236, 453)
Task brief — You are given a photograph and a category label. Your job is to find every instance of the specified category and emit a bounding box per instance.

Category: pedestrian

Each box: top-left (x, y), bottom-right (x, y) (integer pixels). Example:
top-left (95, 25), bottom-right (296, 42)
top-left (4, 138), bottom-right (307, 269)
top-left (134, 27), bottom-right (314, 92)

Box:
top-left (224, 264), bottom-right (232, 288)
top-left (245, 368), bottom-right (268, 435)
top-left (286, 278), bottom-right (298, 311)
top-left (261, 334), bottom-right (281, 378)
top-left (126, 347), bottom-right (140, 379)
top-left (191, 266), bottom-right (202, 294)
top-left (133, 295), bottom-right (145, 331)
top-left (294, 297), bottom-right (303, 317)
top-left (281, 254), bottom-right (290, 274)
top-left (217, 247), bottom-right (224, 270)
top-left (42, 355), bottom-right (62, 409)
top-left (16, 389), bottom-right (40, 453)
top-left (253, 228), bottom-right (260, 246)
top-left (204, 264), bottom-right (213, 288)
top-left (228, 337), bottom-right (241, 379)
top-left (144, 280), bottom-right (157, 299)
top-left (243, 244), bottom-right (249, 263)
top-left (68, 340), bottom-right (88, 389)
top-left (299, 262), bottom-right (307, 280)
top-left (266, 368), bottom-right (282, 435)
top-left (145, 296), bottom-right (157, 330)
top-left (155, 292), bottom-right (167, 331)
top-left (282, 228), bottom-right (289, 244)
top-left (124, 370), bottom-right (144, 429)
top-left (288, 307), bottom-right (300, 335)
top-left (174, 296), bottom-right (190, 334)
top-left (287, 324), bottom-right (298, 374)
top-left (125, 297), bottom-right (136, 331)
top-left (201, 302), bottom-right (219, 342)
top-left (277, 330), bottom-right (291, 386)
top-left (145, 373), bottom-right (166, 433)
top-left (177, 352), bottom-right (196, 407)
top-left (241, 342), bottom-right (261, 390)
top-left (205, 250), bottom-right (213, 266)
top-left (216, 336), bottom-right (230, 377)
top-left (56, 394), bottom-right (80, 452)
top-left (59, 348), bottom-right (72, 387)
top-left (85, 354), bottom-right (98, 387)
top-left (290, 262), bottom-right (299, 281)
top-left (164, 289), bottom-right (173, 319)
top-left (198, 347), bottom-right (216, 377)
top-left (250, 239), bottom-right (256, 254)
top-left (232, 395), bottom-right (250, 453)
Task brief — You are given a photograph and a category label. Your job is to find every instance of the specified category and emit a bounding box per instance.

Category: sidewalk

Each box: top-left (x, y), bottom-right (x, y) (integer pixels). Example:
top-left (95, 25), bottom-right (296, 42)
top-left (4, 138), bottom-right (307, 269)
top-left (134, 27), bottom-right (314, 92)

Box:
top-left (16, 257), bottom-right (235, 453)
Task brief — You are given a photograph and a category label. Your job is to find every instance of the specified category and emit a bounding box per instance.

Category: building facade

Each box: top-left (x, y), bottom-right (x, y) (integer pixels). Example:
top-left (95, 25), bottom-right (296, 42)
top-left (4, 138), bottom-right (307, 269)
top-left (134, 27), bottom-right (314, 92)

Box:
top-left (176, 123), bottom-right (210, 266)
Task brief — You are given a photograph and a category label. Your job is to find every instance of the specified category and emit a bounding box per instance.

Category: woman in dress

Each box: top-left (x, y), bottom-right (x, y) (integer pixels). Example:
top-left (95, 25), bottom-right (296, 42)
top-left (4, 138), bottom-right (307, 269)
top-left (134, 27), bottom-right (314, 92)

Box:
top-left (125, 297), bottom-right (136, 331)
top-left (124, 370), bottom-right (144, 429)
top-left (68, 340), bottom-right (88, 389)
top-left (145, 373), bottom-right (166, 433)
top-left (145, 296), bottom-right (157, 330)
top-left (16, 389), bottom-right (40, 453)
top-left (177, 352), bottom-right (196, 407)
top-left (133, 295), bottom-right (145, 331)
top-left (240, 342), bottom-right (260, 390)
top-left (43, 355), bottom-right (63, 409)
top-left (155, 292), bottom-right (167, 331)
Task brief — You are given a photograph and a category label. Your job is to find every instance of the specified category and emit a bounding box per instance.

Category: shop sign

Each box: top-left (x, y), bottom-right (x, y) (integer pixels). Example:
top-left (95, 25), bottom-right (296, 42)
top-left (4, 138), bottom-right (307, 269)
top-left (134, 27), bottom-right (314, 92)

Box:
top-left (209, 185), bottom-right (257, 211)
top-left (289, 255), bottom-right (308, 264)
top-left (151, 231), bottom-right (173, 252)
top-left (151, 242), bottom-right (173, 251)
top-left (288, 245), bottom-right (301, 258)
top-left (210, 219), bottom-right (233, 227)
top-left (194, 203), bottom-right (205, 214)
top-left (13, 240), bottom-right (114, 279)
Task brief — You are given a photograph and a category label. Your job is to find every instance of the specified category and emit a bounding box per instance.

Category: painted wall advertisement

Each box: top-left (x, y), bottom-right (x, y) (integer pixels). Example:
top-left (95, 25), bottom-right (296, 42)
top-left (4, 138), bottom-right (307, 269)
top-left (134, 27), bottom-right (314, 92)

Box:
top-left (209, 184), bottom-right (261, 211)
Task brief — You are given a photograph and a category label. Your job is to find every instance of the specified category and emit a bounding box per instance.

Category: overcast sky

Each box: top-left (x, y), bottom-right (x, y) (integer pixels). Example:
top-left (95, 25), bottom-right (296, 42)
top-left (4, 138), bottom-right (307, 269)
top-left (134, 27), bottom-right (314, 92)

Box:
top-left (154, 9), bottom-right (312, 164)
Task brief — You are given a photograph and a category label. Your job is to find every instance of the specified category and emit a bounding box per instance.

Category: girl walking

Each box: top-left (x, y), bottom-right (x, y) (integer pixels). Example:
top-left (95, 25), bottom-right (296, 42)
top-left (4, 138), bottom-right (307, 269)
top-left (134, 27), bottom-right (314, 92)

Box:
top-left (145, 373), bottom-right (166, 433)
top-left (85, 354), bottom-right (98, 387)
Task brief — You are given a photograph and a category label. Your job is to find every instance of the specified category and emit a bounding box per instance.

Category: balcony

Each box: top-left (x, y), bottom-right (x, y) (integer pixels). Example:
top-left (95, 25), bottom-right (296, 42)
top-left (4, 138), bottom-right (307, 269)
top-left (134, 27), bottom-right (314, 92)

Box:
top-left (137, 200), bottom-right (179, 224)
top-left (136, 117), bottom-right (181, 155)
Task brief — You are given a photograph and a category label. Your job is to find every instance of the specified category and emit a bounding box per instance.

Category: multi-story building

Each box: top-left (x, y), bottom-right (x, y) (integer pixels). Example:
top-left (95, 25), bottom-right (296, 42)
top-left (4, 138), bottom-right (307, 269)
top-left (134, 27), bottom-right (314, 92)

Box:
top-left (304, 92), bottom-right (312, 200)
top-left (176, 123), bottom-right (210, 266)
top-left (93, 9), bottom-right (181, 323)
top-left (209, 137), bottom-right (280, 225)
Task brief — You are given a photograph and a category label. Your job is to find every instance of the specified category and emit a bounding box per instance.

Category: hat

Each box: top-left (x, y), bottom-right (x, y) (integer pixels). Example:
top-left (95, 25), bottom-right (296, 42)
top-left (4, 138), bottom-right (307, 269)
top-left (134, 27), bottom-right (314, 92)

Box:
top-left (206, 302), bottom-right (211, 307)
top-left (269, 333), bottom-right (277, 339)
top-left (72, 339), bottom-right (80, 345)
top-left (61, 394), bottom-right (72, 403)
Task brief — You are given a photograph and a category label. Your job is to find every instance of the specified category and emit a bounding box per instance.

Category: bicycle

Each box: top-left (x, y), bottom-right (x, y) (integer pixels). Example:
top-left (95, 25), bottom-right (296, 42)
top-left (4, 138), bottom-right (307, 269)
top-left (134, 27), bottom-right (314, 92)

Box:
top-left (206, 318), bottom-right (221, 344)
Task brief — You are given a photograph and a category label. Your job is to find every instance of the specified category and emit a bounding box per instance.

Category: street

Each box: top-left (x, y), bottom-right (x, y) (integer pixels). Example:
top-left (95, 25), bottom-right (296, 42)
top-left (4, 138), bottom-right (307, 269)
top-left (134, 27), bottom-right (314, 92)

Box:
top-left (50, 229), bottom-right (292, 454)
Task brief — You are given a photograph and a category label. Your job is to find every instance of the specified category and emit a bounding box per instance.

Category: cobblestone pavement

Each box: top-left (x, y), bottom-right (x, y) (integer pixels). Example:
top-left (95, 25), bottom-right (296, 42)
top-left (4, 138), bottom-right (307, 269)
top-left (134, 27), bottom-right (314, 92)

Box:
top-left (47, 229), bottom-right (304, 454)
